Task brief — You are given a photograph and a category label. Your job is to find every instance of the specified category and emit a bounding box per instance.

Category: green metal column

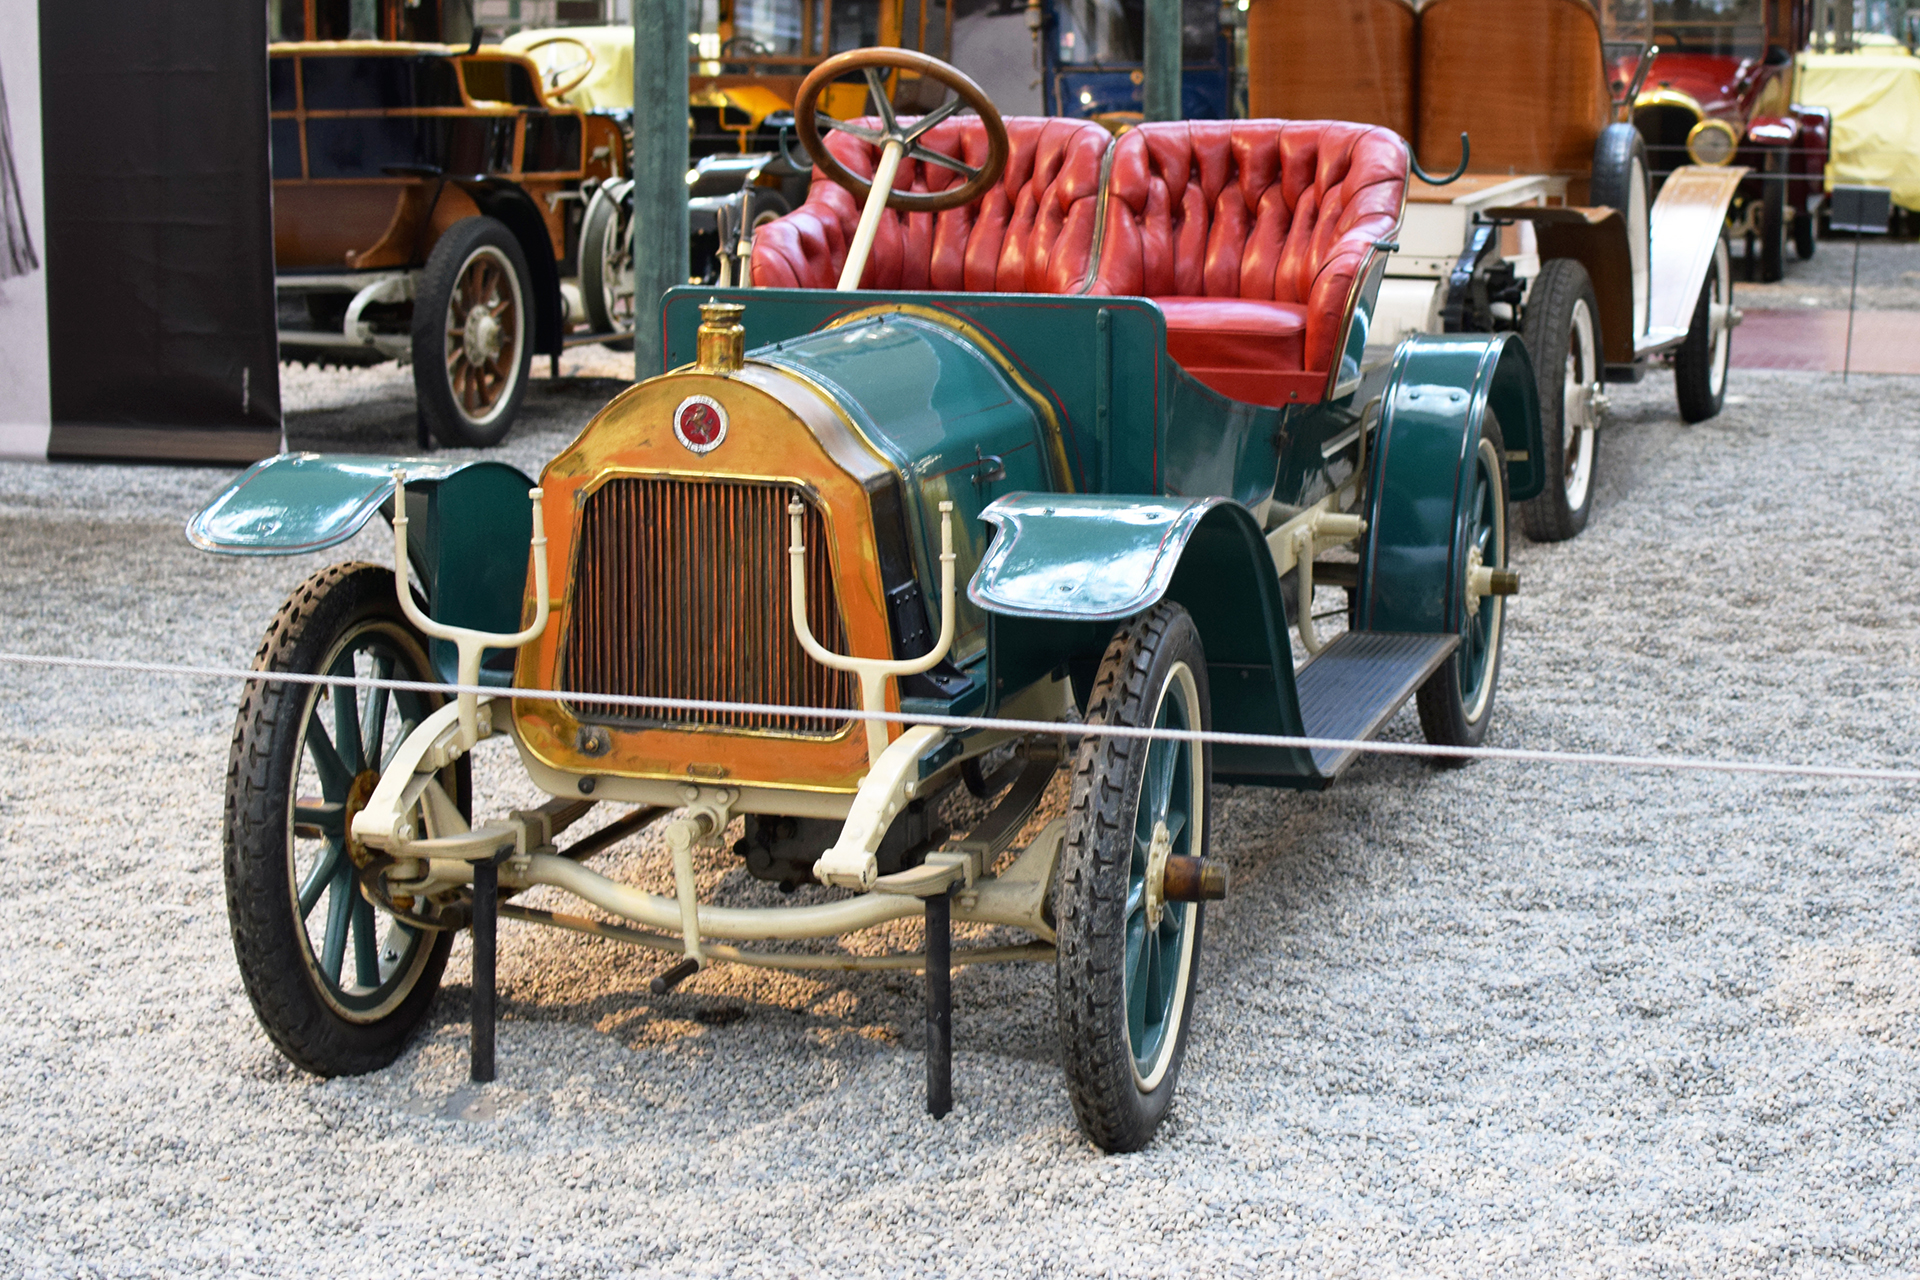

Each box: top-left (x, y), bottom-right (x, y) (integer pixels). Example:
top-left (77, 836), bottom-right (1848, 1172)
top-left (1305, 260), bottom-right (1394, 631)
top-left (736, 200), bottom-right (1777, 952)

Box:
top-left (1142, 0), bottom-right (1182, 122)
top-left (632, 0), bottom-right (691, 378)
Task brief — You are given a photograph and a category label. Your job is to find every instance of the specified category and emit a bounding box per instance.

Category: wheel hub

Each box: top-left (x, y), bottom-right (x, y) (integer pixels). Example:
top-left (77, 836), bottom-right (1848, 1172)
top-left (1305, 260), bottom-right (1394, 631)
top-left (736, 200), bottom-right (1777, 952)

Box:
top-left (463, 304), bottom-right (501, 365)
top-left (343, 769), bottom-right (380, 869)
top-left (1143, 819), bottom-right (1173, 929)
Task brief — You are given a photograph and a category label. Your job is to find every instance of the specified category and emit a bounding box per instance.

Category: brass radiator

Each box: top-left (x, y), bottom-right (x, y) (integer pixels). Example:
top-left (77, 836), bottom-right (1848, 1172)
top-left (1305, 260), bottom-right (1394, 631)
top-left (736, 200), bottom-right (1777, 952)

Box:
top-left (563, 476), bottom-right (858, 737)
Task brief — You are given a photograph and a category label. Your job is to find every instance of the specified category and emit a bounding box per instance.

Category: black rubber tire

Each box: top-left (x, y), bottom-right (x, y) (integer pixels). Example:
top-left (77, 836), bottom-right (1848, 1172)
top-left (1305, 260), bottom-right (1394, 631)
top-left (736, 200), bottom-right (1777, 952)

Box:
top-left (1590, 122), bottom-right (1650, 217)
top-left (225, 562), bottom-right (459, 1077)
top-left (1416, 412), bottom-right (1509, 752)
top-left (412, 216), bottom-right (535, 449)
top-left (1056, 603), bottom-right (1210, 1154)
top-left (1517, 258), bottom-right (1604, 543)
top-left (1674, 238), bottom-right (1733, 423)
top-left (1792, 200), bottom-right (1817, 260)
top-left (579, 182), bottom-right (634, 353)
top-left (1759, 161), bottom-right (1787, 283)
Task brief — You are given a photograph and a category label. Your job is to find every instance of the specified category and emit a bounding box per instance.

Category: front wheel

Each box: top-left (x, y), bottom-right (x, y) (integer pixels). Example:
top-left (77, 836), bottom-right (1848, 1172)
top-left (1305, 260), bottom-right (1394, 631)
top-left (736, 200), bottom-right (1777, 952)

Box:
top-left (412, 216), bottom-right (536, 448)
top-left (1517, 258), bottom-right (1603, 542)
top-left (1758, 165), bottom-right (1787, 283)
top-left (1792, 203), bottom-right (1817, 260)
top-left (1674, 236), bottom-right (1734, 423)
top-left (225, 563), bottom-right (464, 1076)
top-left (1057, 603), bottom-right (1209, 1153)
top-left (1416, 412), bottom-right (1509, 751)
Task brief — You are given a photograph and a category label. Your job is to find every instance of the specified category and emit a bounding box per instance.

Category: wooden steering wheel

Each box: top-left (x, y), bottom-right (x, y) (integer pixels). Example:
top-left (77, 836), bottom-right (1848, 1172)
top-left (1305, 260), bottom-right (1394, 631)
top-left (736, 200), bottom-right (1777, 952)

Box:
top-left (518, 35), bottom-right (597, 100)
top-left (792, 48), bottom-right (1009, 214)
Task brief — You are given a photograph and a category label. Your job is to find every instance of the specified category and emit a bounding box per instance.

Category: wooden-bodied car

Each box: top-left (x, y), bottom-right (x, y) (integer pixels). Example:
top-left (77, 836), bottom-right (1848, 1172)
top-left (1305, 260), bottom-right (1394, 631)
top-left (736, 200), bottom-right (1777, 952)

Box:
top-left (270, 39), bottom-right (627, 446)
top-left (192, 50), bottom-right (1544, 1152)
top-left (1248, 0), bottom-right (1748, 545)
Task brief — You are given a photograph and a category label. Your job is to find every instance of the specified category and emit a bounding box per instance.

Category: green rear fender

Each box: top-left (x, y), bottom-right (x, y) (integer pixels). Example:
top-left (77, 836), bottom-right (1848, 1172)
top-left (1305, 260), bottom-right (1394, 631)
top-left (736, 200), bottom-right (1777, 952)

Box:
top-left (188, 453), bottom-right (536, 682)
top-left (1355, 333), bottom-right (1542, 634)
top-left (972, 493), bottom-right (1315, 777)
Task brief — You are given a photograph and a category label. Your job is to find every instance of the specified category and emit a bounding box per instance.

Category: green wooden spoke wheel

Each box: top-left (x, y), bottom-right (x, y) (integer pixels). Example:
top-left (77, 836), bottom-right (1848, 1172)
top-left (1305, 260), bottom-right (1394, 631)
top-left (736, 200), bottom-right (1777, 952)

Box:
top-left (1417, 412), bottom-right (1509, 750)
top-left (1057, 603), bottom-right (1209, 1153)
top-left (225, 563), bottom-right (464, 1075)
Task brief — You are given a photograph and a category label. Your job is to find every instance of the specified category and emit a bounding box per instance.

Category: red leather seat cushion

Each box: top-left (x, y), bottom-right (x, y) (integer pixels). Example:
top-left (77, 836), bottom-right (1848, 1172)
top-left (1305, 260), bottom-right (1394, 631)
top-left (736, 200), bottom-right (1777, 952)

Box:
top-left (1091, 120), bottom-right (1408, 400)
top-left (1158, 297), bottom-right (1325, 406)
top-left (749, 116), bottom-right (1112, 293)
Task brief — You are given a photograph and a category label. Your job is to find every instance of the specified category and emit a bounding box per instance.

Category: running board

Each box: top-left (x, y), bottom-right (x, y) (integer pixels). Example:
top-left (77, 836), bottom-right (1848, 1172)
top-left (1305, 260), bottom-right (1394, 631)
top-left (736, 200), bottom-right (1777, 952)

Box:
top-left (1295, 631), bottom-right (1459, 777)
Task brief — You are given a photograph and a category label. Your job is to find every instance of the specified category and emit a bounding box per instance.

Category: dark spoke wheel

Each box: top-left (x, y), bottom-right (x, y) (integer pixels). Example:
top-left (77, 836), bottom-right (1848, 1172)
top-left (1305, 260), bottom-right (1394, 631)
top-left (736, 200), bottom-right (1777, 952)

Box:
top-left (1057, 602), bottom-right (1209, 1153)
top-left (1416, 411), bottom-right (1509, 752)
top-left (226, 563), bottom-right (464, 1076)
top-left (412, 216), bottom-right (534, 448)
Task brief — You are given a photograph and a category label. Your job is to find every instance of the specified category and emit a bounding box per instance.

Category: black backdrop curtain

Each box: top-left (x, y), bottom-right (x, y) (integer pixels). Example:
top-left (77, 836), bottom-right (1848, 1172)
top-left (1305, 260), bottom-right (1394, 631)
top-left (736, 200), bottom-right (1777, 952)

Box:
top-left (40, 0), bottom-right (281, 462)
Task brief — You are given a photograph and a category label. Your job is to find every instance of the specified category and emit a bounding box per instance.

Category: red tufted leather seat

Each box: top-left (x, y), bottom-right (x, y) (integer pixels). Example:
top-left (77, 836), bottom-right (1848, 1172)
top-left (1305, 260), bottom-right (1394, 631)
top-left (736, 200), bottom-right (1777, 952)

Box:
top-left (1089, 120), bottom-right (1408, 406)
top-left (749, 116), bottom-right (1113, 293)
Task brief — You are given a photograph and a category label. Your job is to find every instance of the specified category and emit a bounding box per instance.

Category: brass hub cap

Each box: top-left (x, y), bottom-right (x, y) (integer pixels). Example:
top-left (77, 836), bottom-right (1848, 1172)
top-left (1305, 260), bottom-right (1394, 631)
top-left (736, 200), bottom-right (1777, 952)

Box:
top-left (343, 769), bottom-right (380, 869)
top-left (1143, 819), bottom-right (1173, 930)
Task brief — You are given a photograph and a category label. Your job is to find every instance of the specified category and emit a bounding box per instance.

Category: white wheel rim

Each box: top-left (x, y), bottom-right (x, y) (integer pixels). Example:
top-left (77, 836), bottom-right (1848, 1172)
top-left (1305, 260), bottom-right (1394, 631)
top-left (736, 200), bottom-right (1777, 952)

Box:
top-left (1561, 297), bottom-right (1598, 512)
top-left (1708, 239), bottom-right (1732, 398)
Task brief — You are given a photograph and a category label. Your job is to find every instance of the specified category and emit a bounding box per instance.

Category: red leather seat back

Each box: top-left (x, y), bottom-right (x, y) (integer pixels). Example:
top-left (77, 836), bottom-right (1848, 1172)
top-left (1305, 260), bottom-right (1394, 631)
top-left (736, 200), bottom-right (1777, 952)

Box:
top-left (749, 116), bottom-right (1113, 293)
top-left (1089, 120), bottom-right (1408, 376)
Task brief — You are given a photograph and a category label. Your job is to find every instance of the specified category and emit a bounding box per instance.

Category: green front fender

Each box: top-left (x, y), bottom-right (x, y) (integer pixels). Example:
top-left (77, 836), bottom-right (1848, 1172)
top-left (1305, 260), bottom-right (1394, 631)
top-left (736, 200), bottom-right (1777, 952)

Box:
top-left (1355, 333), bottom-right (1542, 634)
top-left (972, 493), bottom-right (1316, 779)
top-left (189, 453), bottom-right (537, 683)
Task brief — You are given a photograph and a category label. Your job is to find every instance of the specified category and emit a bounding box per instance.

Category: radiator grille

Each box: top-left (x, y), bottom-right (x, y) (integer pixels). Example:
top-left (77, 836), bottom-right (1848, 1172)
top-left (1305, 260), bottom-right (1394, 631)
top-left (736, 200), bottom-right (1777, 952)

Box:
top-left (563, 477), bottom-right (859, 737)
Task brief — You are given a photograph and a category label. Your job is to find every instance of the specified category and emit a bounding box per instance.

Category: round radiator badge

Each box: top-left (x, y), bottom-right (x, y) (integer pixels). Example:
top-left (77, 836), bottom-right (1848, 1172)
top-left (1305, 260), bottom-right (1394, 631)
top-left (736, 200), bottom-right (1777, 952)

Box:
top-left (673, 395), bottom-right (728, 454)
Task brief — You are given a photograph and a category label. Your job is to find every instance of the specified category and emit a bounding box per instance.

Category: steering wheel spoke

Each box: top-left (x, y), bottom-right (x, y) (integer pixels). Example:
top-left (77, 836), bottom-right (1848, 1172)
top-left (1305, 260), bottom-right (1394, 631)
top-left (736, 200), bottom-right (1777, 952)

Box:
top-left (907, 143), bottom-right (979, 181)
top-left (862, 68), bottom-right (900, 133)
top-left (900, 95), bottom-right (968, 143)
top-left (819, 117), bottom-right (886, 145)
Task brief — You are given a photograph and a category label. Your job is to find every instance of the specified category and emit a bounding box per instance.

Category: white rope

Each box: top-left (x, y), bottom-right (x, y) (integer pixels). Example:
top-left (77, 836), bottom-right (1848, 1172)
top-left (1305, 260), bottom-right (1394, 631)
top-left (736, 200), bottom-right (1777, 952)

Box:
top-left (3, 648), bottom-right (1918, 784)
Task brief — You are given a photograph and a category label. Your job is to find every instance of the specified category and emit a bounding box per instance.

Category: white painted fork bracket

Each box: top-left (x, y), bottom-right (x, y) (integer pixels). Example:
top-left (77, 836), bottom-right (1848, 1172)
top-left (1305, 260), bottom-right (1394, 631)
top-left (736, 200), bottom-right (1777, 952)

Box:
top-left (353, 697), bottom-right (491, 851)
top-left (813, 724), bottom-right (950, 890)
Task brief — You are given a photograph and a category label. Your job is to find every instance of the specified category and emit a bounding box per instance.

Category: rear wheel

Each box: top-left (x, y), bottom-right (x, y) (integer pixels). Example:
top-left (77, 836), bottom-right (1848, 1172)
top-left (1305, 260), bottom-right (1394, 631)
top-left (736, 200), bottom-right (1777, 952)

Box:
top-left (1057, 603), bottom-right (1209, 1153)
top-left (580, 181), bottom-right (635, 352)
top-left (225, 563), bottom-right (464, 1076)
top-left (412, 216), bottom-right (535, 448)
top-left (1517, 259), bottom-right (1603, 542)
top-left (1792, 203), bottom-right (1817, 260)
top-left (1591, 123), bottom-right (1651, 339)
top-left (1674, 236), bottom-right (1734, 423)
top-left (1417, 413), bottom-right (1508, 752)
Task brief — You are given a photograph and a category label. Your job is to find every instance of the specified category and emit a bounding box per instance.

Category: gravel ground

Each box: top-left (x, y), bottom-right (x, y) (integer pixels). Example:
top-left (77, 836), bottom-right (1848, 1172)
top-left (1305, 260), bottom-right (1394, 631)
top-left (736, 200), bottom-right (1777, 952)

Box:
top-left (2, 350), bottom-right (1919, 1276)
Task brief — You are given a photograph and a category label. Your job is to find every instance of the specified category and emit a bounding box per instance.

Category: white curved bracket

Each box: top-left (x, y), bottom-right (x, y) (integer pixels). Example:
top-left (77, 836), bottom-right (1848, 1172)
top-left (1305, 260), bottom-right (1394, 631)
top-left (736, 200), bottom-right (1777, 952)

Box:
top-left (789, 498), bottom-right (955, 766)
top-left (390, 470), bottom-right (551, 751)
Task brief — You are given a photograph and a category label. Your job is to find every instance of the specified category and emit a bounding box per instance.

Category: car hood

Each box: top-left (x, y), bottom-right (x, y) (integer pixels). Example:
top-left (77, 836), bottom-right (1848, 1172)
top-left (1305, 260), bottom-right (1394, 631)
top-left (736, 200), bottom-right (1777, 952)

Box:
top-left (1630, 52), bottom-right (1755, 120)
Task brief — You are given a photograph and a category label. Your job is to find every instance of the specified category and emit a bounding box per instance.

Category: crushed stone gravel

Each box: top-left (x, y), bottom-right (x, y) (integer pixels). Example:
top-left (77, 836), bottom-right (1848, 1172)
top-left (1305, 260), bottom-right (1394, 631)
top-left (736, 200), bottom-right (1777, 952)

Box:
top-left (0, 361), bottom-right (1917, 1277)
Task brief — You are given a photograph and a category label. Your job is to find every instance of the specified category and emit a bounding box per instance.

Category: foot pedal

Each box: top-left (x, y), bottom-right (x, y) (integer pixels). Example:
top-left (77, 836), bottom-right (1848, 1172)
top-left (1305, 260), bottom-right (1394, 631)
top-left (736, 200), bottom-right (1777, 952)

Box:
top-left (650, 957), bottom-right (701, 994)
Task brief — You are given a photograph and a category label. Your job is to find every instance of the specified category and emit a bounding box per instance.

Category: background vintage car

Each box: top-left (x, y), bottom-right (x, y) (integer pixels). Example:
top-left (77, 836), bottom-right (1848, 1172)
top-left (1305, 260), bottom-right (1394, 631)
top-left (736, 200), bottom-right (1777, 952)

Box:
top-left (1613, 0), bottom-right (1832, 280)
top-left (1240, 0), bottom-right (1744, 549)
top-left (270, 39), bottom-right (626, 446)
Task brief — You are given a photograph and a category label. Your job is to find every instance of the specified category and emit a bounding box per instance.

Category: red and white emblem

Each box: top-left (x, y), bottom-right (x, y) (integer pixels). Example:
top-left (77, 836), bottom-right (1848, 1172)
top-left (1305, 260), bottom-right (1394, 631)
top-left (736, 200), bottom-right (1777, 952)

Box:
top-left (673, 395), bottom-right (728, 454)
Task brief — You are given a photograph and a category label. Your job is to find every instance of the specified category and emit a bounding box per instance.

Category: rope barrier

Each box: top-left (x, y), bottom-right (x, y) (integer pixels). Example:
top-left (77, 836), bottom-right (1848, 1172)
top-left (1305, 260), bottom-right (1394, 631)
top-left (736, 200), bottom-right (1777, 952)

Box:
top-left (4, 648), bottom-right (1917, 786)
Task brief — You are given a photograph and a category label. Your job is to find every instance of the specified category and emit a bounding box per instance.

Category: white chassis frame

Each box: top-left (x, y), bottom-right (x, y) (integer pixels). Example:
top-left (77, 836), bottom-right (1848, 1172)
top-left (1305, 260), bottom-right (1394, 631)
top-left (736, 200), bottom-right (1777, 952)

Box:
top-left (347, 478), bottom-right (1067, 978)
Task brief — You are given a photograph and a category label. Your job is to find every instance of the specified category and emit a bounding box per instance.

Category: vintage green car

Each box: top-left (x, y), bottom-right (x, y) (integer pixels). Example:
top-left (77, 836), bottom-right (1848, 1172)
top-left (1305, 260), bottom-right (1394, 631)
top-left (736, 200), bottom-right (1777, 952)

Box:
top-left (190, 49), bottom-right (1543, 1151)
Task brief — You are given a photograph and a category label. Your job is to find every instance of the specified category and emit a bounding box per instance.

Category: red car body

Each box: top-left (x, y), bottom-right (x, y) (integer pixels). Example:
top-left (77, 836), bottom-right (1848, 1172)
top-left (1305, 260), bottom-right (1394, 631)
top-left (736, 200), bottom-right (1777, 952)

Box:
top-left (1614, 21), bottom-right (1831, 276)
